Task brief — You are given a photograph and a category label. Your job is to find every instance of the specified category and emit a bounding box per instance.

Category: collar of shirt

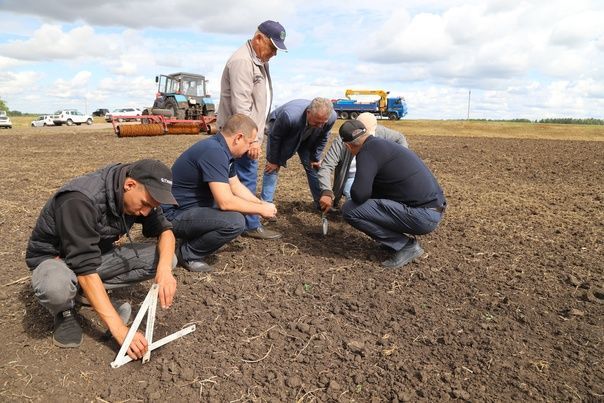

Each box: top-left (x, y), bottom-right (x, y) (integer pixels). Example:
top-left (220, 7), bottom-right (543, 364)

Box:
top-left (215, 132), bottom-right (234, 162)
top-left (247, 40), bottom-right (266, 66)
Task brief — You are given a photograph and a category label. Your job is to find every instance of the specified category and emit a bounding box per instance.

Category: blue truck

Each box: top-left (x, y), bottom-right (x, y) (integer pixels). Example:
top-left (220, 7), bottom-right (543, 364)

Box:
top-left (331, 90), bottom-right (408, 120)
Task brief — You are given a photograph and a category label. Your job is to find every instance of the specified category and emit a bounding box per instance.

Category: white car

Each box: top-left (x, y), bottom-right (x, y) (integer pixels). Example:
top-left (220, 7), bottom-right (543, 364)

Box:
top-left (105, 107), bottom-right (143, 122)
top-left (31, 115), bottom-right (55, 127)
top-left (52, 109), bottom-right (93, 126)
top-left (0, 111), bottom-right (12, 129)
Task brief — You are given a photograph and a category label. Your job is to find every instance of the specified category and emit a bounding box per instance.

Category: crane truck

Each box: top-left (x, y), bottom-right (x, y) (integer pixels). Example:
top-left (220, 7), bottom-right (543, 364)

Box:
top-left (332, 90), bottom-right (408, 120)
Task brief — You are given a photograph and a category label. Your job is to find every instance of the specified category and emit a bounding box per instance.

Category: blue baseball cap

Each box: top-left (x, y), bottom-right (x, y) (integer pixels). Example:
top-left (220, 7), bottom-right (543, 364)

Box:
top-left (258, 20), bottom-right (287, 51)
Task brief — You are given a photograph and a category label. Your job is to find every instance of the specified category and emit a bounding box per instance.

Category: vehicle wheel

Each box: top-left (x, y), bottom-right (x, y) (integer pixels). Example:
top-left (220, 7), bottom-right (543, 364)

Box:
top-left (350, 112), bottom-right (359, 119)
top-left (66, 119), bottom-right (74, 126)
top-left (165, 98), bottom-right (180, 120)
top-left (141, 109), bottom-right (151, 124)
top-left (86, 118), bottom-right (93, 125)
top-left (43, 123), bottom-right (47, 126)
top-left (340, 111), bottom-right (349, 120)
top-left (388, 112), bottom-right (398, 120)
top-left (31, 123), bottom-right (35, 127)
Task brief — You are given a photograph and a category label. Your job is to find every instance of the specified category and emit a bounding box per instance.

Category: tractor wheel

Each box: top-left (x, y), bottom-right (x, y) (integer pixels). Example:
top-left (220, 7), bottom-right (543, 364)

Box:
top-left (164, 98), bottom-right (180, 120)
top-left (388, 112), bottom-right (398, 120)
top-left (350, 112), bottom-right (359, 119)
top-left (141, 109), bottom-right (151, 124)
top-left (340, 111), bottom-right (349, 120)
top-left (66, 119), bottom-right (74, 126)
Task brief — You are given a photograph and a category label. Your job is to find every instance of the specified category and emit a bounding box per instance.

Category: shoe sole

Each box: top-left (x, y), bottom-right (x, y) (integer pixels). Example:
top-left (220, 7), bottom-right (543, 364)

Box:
top-left (185, 266), bottom-right (214, 273)
top-left (382, 246), bottom-right (425, 269)
top-left (242, 233), bottom-right (282, 240)
top-left (53, 335), bottom-right (83, 348)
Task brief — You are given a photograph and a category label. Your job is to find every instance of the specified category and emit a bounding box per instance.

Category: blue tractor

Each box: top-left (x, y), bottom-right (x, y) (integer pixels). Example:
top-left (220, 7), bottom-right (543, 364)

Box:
top-left (142, 72), bottom-right (215, 120)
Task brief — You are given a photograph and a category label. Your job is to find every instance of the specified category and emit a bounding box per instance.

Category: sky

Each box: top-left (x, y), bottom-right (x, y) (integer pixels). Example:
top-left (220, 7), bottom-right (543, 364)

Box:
top-left (0, 0), bottom-right (603, 120)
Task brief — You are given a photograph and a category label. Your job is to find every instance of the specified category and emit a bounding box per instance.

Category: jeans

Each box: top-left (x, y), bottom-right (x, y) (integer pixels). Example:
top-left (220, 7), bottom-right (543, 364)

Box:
top-left (170, 207), bottom-right (245, 261)
top-left (261, 143), bottom-right (322, 208)
top-left (235, 154), bottom-right (261, 230)
top-left (342, 198), bottom-right (443, 251)
top-left (343, 177), bottom-right (354, 199)
top-left (31, 244), bottom-right (172, 316)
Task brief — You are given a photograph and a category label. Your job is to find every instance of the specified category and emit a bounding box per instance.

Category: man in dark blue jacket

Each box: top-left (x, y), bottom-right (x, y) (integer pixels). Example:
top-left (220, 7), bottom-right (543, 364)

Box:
top-left (260, 98), bottom-right (336, 209)
top-left (339, 120), bottom-right (446, 269)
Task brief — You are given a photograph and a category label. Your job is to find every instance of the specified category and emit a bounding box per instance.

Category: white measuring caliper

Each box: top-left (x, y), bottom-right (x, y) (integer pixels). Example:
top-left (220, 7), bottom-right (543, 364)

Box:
top-left (110, 284), bottom-right (196, 368)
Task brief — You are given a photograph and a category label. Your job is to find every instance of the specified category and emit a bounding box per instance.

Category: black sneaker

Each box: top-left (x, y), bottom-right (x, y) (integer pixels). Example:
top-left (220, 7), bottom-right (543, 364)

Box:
top-left (382, 239), bottom-right (424, 269)
top-left (53, 309), bottom-right (83, 348)
top-left (242, 226), bottom-right (282, 240)
top-left (176, 244), bottom-right (214, 272)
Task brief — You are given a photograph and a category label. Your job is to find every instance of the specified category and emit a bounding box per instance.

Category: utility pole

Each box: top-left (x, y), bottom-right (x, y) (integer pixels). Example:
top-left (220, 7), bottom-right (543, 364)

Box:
top-left (467, 90), bottom-right (471, 120)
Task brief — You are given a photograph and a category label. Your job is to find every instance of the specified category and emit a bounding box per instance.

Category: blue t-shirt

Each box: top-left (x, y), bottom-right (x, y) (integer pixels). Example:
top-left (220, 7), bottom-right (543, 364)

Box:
top-left (163, 134), bottom-right (236, 219)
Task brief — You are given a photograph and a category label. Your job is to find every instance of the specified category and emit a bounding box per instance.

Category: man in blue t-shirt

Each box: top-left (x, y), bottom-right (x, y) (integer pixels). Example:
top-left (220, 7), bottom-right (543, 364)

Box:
top-left (163, 114), bottom-right (278, 272)
top-left (338, 120), bottom-right (446, 269)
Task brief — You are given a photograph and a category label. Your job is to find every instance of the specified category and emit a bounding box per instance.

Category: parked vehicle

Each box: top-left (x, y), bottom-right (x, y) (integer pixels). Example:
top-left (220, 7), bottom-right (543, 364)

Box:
top-left (92, 108), bottom-right (110, 117)
top-left (332, 89), bottom-right (408, 120)
top-left (105, 107), bottom-right (143, 122)
top-left (31, 115), bottom-right (55, 127)
top-left (111, 72), bottom-right (216, 138)
top-left (0, 111), bottom-right (12, 129)
top-left (52, 109), bottom-right (93, 126)
top-left (142, 72), bottom-right (215, 120)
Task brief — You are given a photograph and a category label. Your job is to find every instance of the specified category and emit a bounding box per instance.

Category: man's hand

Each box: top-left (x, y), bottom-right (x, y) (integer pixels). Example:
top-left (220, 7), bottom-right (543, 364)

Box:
top-left (264, 162), bottom-right (280, 174)
top-left (319, 195), bottom-right (333, 213)
top-left (310, 161), bottom-right (321, 170)
top-left (155, 269), bottom-right (176, 309)
top-left (258, 201), bottom-right (278, 219)
top-left (113, 324), bottom-right (149, 360)
top-left (248, 143), bottom-right (261, 160)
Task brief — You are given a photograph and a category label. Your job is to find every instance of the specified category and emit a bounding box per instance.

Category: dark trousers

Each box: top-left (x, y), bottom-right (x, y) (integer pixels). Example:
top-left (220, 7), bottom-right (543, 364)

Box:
top-left (342, 198), bottom-right (443, 251)
top-left (170, 207), bottom-right (245, 261)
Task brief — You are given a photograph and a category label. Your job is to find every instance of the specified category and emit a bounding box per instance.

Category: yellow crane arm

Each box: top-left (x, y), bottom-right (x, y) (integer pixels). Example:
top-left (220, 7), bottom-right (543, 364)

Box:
top-left (344, 89), bottom-right (390, 110)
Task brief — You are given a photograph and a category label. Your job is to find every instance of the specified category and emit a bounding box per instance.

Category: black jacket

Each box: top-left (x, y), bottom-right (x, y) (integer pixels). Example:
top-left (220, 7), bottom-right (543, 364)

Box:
top-left (25, 163), bottom-right (172, 275)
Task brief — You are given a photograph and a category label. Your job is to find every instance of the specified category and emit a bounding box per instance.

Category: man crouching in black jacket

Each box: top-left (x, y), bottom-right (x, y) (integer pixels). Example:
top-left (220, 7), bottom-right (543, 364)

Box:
top-left (25, 159), bottom-right (178, 361)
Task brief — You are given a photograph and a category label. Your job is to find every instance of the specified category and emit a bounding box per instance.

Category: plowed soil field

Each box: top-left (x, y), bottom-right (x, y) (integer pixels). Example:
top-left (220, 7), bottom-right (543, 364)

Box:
top-left (0, 122), bottom-right (602, 402)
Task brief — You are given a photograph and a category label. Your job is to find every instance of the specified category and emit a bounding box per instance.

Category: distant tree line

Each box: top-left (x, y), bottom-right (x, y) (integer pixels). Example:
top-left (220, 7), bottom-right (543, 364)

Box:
top-left (466, 118), bottom-right (604, 125)
top-left (537, 118), bottom-right (604, 125)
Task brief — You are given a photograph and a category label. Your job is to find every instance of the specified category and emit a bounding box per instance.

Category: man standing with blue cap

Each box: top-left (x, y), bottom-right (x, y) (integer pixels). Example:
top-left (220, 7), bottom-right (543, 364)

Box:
top-left (217, 20), bottom-right (287, 240)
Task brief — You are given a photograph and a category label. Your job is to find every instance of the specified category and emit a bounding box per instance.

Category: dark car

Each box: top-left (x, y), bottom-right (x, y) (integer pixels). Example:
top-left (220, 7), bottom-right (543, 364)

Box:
top-left (92, 108), bottom-right (110, 117)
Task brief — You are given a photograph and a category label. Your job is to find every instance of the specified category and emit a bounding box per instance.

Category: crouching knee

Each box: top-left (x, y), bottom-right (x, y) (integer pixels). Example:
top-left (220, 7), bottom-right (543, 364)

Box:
top-left (229, 213), bottom-right (246, 236)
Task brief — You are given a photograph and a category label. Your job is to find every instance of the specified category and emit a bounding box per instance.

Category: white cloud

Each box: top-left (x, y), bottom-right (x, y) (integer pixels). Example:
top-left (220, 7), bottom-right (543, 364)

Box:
top-left (52, 71), bottom-right (92, 99)
top-left (0, 71), bottom-right (44, 96)
top-left (549, 11), bottom-right (604, 47)
top-left (0, 56), bottom-right (25, 70)
top-left (0, 0), bottom-right (292, 33)
top-left (0, 24), bottom-right (111, 61)
top-left (0, 0), bottom-right (603, 119)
